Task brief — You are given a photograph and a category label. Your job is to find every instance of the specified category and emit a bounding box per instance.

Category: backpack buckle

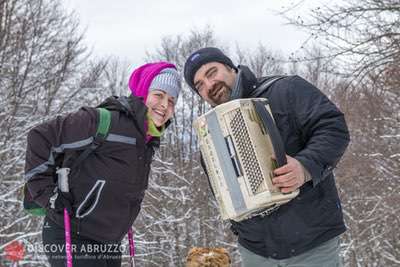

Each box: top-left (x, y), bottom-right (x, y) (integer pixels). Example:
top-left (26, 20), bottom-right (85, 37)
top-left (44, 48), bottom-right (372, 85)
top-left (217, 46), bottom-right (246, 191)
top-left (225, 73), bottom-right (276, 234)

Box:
top-left (92, 134), bottom-right (106, 148)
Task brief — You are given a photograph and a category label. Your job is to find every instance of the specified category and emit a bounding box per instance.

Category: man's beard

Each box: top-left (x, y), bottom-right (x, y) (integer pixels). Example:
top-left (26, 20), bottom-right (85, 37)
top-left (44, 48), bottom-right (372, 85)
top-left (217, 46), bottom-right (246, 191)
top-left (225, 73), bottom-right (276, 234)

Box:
top-left (208, 82), bottom-right (231, 106)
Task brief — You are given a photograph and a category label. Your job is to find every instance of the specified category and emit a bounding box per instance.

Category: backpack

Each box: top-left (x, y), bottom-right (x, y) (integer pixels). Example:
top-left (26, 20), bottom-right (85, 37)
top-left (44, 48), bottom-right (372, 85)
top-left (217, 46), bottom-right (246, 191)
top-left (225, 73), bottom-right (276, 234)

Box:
top-left (23, 108), bottom-right (112, 216)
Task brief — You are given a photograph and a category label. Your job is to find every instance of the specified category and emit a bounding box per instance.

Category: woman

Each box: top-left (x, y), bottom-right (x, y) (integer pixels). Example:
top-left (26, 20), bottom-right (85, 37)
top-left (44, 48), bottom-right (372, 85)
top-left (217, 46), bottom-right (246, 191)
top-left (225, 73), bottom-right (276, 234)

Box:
top-left (24, 62), bottom-right (181, 266)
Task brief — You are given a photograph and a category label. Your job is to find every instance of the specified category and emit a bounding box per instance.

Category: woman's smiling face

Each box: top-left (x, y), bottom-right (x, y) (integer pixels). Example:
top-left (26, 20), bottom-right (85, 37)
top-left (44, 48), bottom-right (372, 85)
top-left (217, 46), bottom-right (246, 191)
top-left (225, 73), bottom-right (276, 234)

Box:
top-left (145, 89), bottom-right (175, 127)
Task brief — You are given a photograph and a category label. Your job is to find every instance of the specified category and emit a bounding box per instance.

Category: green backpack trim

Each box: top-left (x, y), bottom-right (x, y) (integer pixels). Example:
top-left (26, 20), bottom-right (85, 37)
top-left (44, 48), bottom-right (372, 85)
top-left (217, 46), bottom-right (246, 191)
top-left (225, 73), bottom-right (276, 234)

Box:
top-left (28, 207), bottom-right (47, 216)
top-left (96, 108), bottom-right (112, 138)
top-left (24, 108), bottom-right (111, 216)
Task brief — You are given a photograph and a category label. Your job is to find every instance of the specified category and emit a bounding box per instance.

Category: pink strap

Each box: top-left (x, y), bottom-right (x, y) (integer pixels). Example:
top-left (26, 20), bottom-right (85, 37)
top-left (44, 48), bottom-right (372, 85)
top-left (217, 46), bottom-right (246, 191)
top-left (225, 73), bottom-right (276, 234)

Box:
top-left (128, 227), bottom-right (135, 267)
top-left (64, 209), bottom-right (72, 267)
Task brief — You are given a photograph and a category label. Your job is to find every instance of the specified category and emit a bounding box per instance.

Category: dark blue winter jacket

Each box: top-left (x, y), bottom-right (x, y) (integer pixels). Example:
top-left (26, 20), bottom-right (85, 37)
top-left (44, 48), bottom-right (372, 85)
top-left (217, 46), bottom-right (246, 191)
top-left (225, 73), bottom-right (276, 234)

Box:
top-left (228, 66), bottom-right (350, 259)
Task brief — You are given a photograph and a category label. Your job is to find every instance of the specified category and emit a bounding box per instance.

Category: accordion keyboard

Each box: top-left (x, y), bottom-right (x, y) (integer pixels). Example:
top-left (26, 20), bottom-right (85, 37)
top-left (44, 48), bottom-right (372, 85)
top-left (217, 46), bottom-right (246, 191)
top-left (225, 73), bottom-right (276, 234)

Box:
top-left (230, 110), bottom-right (264, 195)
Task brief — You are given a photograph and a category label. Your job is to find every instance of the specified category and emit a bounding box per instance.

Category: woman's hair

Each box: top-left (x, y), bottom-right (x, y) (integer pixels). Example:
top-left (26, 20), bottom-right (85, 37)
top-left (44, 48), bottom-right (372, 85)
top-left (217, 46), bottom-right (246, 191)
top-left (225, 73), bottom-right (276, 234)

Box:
top-left (186, 247), bottom-right (231, 267)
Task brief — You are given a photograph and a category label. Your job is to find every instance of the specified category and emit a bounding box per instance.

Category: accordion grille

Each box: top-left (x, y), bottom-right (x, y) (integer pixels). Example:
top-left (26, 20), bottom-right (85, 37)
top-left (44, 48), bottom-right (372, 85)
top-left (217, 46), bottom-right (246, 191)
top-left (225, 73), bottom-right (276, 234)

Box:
top-left (230, 110), bottom-right (264, 194)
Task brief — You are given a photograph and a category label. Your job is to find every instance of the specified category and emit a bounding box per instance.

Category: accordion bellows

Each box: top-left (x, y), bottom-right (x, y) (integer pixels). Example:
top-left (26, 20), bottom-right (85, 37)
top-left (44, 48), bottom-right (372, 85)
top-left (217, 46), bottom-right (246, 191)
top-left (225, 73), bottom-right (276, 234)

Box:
top-left (193, 98), bottom-right (299, 221)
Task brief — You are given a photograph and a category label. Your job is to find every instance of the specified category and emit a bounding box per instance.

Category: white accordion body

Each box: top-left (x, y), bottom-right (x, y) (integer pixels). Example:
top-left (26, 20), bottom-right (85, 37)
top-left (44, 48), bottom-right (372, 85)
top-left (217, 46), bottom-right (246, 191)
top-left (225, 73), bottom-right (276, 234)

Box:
top-left (193, 98), bottom-right (299, 221)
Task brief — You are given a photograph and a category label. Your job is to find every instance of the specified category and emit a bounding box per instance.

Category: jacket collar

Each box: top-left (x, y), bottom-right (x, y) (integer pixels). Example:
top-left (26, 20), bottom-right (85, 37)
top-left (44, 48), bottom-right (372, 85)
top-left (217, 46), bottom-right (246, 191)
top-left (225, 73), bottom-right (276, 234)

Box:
top-left (97, 95), bottom-right (172, 146)
top-left (234, 65), bottom-right (259, 98)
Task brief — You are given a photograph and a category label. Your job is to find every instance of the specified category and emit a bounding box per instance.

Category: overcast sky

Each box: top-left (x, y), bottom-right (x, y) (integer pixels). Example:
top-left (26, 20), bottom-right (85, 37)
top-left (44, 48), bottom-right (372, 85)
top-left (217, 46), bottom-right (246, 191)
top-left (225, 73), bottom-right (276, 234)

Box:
top-left (64, 0), bottom-right (319, 66)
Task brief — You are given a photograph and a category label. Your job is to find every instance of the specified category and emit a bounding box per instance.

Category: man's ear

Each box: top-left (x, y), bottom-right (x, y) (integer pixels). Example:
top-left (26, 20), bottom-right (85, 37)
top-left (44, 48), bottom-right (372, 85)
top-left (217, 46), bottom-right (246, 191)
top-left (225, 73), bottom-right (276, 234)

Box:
top-left (226, 64), bottom-right (238, 74)
top-left (225, 64), bottom-right (234, 72)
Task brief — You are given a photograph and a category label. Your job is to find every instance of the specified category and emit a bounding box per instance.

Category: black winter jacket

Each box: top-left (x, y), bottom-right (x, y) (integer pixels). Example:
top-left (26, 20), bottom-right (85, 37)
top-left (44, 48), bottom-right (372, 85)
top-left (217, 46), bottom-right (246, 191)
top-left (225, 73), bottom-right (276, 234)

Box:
top-left (25, 95), bottom-right (158, 243)
top-left (227, 66), bottom-right (350, 259)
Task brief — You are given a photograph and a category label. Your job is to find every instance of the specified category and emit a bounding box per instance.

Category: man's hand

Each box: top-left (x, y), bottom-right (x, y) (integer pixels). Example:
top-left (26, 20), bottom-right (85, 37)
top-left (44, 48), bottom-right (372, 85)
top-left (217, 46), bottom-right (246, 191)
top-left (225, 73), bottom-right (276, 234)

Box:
top-left (272, 155), bottom-right (305, 193)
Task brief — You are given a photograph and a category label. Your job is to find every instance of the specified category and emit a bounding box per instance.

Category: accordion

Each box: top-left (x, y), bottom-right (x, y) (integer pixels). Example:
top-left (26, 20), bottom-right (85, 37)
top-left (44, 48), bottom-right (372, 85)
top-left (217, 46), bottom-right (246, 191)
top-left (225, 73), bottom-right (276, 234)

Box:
top-left (193, 98), bottom-right (299, 222)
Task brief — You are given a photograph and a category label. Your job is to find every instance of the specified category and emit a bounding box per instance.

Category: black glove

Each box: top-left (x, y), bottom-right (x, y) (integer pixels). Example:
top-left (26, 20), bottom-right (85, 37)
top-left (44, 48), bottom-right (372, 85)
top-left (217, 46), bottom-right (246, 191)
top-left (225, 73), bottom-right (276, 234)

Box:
top-left (49, 188), bottom-right (74, 215)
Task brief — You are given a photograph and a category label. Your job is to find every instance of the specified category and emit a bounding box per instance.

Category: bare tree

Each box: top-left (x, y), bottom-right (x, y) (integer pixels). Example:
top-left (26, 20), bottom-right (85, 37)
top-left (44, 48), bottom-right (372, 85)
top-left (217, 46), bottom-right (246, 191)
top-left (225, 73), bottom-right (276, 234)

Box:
top-left (333, 74), bottom-right (400, 266)
top-left (281, 0), bottom-right (400, 82)
top-left (0, 0), bottom-right (109, 265)
top-left (235, 44), bottom-right (285, 77)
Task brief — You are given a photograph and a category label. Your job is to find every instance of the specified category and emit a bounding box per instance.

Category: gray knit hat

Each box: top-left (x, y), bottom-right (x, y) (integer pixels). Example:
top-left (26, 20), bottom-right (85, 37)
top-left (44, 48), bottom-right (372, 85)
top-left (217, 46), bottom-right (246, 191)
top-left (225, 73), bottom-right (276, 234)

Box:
top-left (149, 68), bottom-right (182, 99)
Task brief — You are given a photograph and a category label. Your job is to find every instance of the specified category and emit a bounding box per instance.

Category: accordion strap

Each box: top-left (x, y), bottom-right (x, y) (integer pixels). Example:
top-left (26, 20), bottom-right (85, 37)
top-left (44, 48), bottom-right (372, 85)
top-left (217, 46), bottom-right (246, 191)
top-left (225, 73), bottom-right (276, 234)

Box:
top-left (251, 76), bottom-right (286, 97)
top-left (247, 204), bottom-right (281, 220)
top-left (253, 100), bottom-right (287, 167)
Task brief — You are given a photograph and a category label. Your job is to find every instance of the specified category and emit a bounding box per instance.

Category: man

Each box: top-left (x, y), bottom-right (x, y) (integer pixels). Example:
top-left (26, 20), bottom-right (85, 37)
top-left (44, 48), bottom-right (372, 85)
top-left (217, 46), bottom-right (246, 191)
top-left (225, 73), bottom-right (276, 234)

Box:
top-left (184, 47), bottom-right (350, 267)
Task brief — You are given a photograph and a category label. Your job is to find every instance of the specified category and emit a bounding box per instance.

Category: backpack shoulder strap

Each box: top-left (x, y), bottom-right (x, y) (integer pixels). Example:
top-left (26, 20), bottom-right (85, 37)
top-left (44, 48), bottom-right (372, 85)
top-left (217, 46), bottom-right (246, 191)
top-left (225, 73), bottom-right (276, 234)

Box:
top-left (96, 107), bottom-right (112, 139)
top-left (69, 108), bottom-right (111, 170)
top-left (250, 75), bottom-right (286, 97)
